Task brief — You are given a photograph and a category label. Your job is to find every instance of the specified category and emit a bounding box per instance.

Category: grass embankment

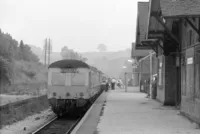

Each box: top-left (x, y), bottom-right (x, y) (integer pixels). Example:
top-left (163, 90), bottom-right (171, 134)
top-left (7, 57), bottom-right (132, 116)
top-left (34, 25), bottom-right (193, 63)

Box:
top-left (4, 61), bottom-right (48, 96)
top-left (0, 61), bottom-right (50, 128)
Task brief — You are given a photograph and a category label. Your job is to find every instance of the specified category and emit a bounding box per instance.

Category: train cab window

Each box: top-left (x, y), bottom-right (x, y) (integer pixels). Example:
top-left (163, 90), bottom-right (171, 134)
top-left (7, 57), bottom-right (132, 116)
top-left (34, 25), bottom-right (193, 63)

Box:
top-left (71, 73), bottom-right (87, 86)
top-left (51, 72), bottom-right (66, 86)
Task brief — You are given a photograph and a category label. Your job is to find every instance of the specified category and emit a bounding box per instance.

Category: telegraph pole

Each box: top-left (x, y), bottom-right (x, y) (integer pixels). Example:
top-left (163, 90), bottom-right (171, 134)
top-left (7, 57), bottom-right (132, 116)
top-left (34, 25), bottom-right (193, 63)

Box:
top-left (48, 38), bottom-right (50, 66)
top-left (44, 38), bottom-right (52, 67)
top-left (44, 39), bottom-right (47, 67)
top-left (48, 38), bottom-right (52, 66)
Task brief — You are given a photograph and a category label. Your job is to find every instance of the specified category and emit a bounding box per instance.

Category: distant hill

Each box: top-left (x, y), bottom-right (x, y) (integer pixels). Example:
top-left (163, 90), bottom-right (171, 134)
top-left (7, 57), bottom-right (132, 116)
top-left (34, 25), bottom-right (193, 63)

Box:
top-left (81, 48), bottom-right (131, 65)
top-left (81, 49), bottom-right (132, 78)
top-left (30, 45), bottom-right (132, 77)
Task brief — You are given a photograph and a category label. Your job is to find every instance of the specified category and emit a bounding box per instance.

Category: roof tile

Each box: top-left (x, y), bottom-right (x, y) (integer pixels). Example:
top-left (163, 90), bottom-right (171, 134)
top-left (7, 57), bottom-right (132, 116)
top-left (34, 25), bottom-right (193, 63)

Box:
top-left (160, 0), bottom-right (200, 17)
top-left (137, 2), bottom-right (149, 43)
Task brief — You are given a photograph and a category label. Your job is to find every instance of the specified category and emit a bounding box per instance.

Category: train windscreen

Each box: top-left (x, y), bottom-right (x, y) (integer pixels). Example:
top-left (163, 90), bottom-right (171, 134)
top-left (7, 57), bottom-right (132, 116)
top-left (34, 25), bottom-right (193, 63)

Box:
top-left (51, 72), bottom-right (66, 86)
top-left (50, 68), bottom-right (88, 86)
top-left (71, 73), bottom-right (87, 86)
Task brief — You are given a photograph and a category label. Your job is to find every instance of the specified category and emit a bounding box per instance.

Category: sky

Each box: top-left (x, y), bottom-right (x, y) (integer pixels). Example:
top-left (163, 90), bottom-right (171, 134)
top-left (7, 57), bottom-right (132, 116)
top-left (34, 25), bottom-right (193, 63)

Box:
top-left (0, 0), bottom-right (148, 52)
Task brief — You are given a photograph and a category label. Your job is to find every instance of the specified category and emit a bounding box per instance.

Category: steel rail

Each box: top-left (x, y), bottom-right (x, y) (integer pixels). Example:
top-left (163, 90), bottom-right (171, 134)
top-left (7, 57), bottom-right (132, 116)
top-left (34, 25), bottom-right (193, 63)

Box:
top-left (65, 117), bottom-right (82, 134)
top-left (31, 116), bottom-right (57, 134)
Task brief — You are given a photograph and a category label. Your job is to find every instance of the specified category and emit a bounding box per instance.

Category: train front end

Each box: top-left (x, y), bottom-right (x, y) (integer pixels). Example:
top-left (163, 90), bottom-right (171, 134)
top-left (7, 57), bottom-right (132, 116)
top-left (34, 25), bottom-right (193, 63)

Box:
top-left (47, 60), bottom-right (90, 116)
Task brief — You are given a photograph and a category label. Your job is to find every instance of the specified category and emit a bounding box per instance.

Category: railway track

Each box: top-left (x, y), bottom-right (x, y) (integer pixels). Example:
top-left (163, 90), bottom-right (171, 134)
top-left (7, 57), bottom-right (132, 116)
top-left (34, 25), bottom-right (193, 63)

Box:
top-left (31, 89), bottom-right (104, 134)
top-left (31, 114), bottom-right (82, 134)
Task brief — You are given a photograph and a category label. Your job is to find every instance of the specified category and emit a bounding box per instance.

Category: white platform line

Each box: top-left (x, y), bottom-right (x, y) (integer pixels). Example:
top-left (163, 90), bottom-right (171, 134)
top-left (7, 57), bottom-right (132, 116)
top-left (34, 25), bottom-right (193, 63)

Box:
top-left (70, 92), bottom-right (104, 134)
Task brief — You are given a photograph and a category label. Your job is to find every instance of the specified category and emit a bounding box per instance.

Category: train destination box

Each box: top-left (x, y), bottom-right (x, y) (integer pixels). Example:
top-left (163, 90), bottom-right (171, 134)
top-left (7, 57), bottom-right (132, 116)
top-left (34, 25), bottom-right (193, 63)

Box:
top-left (60, 68), bottom-right (79, 73)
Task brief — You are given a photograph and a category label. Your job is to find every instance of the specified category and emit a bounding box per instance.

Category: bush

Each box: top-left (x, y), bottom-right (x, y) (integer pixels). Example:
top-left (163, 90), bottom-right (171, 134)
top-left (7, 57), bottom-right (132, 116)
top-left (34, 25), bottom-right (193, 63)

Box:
top-left (22, 70), bottom-right (36, 78)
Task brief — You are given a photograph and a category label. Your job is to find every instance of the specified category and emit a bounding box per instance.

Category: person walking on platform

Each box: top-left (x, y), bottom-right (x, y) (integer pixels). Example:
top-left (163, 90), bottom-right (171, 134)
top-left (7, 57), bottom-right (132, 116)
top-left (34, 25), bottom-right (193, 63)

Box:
top-left (105, 80), bottom-right (109, 92)
top-left (117, 79), bottom-right (121, 88)
top-left (111, 78), bottom-right (116, 90)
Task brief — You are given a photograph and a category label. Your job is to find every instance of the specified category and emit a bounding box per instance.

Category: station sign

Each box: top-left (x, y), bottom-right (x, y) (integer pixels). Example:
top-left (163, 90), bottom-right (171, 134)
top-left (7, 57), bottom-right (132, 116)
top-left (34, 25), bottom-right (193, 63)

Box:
top-left (187, 57), bottom-right (193, 65)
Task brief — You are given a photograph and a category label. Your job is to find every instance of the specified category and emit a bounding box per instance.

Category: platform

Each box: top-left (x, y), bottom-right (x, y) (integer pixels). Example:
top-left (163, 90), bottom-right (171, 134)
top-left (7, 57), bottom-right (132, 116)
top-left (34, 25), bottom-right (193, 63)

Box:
top-left (74, 87), bottom-right (200, 134)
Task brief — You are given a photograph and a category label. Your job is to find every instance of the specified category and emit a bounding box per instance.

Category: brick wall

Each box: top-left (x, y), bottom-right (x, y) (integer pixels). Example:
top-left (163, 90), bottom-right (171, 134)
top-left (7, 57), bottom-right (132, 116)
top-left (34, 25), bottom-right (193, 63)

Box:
top-left (181, 97), bottom-right (200, 124)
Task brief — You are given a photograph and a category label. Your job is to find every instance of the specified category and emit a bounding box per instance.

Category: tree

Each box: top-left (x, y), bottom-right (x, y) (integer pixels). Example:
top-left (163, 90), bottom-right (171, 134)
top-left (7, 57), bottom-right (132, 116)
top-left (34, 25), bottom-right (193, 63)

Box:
top-left (82, 57), bottom-right (87, 62)
top-left (61, 46), bottom-right (69, 59)
top-left (23, 44), bottom-right (39, 62)
top-left (97, 44), bottom-right (107, 52)
top-left (19, 40), bottom-right (25, 60)
top-left (19, 40), bottom-right (24, 50)
top-left (0, 56), bottom-right (12, 85)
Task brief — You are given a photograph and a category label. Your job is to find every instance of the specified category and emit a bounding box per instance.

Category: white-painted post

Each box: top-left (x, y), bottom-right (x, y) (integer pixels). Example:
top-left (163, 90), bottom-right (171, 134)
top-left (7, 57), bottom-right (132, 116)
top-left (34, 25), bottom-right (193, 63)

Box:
top-left (149, 52), bottom-right (153, 98)
top-left (139, 60), bottom-right (141, 91)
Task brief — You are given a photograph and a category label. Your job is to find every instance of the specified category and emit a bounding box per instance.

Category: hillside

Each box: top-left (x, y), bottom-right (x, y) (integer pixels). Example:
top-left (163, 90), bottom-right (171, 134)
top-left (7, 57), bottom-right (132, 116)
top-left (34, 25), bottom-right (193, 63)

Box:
top-left (5, 61), bottom-right (48, 95)
top-left (0, 30), bottom-right (48, 94)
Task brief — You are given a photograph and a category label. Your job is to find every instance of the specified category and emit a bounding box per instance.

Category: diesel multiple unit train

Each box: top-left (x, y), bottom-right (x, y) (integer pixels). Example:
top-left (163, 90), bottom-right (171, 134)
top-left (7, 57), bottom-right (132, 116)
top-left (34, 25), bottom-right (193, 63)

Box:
top-left (47, 59), bottom-right (105, 116)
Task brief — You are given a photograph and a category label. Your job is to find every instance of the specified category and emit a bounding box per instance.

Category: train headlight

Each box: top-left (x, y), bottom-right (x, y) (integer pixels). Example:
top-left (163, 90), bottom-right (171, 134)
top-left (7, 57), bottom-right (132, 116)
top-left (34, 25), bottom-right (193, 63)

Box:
top-left (53, 92), bottom-right (56, 97)
top-left (66, 92), bottom-right (70, 97)
top-left (79, 92), bottom-right (84, 97)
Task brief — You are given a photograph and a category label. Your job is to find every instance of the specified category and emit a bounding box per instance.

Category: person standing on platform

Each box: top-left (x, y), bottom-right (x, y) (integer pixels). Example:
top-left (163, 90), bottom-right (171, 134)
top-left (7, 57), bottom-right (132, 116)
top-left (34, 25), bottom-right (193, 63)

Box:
top-left (146, 78), bottom-right (150, 98)
top-left (105, 79), bottom-right (109, 92)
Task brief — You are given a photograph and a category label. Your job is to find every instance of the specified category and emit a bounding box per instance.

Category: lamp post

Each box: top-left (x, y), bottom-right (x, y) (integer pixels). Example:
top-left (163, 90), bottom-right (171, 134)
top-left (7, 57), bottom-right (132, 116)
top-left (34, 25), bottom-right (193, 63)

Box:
top-left (128, 58), bottom-right (139, 86)
top-left (122, 66), bottom-right (127, 92)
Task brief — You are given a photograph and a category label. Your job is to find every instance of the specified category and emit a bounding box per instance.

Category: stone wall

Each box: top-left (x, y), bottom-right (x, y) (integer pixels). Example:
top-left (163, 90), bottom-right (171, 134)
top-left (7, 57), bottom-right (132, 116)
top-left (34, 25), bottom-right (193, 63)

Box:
top-left (0, 95), bottom-right (49, 128)
top-left (181, 97), bottom-right (200, 124)
top-left (180, 46), bottom-right (200, 124)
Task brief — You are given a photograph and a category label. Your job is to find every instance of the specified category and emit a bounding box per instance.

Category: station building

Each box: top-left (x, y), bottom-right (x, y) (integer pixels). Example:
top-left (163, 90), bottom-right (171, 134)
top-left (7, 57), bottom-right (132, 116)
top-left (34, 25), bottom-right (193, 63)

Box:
top-left (132, 0), bottom-right (200, 124)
